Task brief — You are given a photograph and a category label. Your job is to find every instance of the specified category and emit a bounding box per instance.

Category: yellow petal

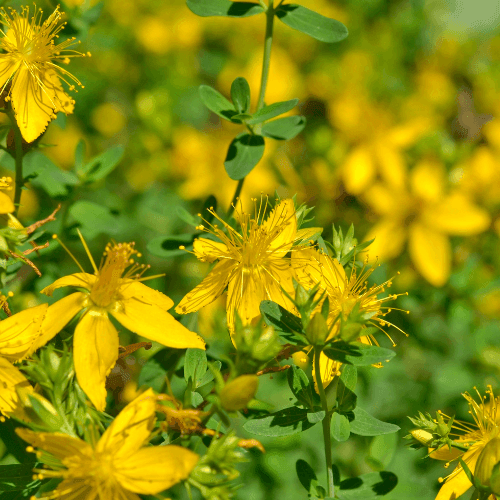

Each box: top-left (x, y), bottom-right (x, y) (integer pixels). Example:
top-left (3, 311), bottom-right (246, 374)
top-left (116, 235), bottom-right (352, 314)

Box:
top-left (110, 298), bottom-right (206, 350)
top-left (41, 273), bottom-right (95, 296)
top-left (193, 238), bottom-right (228, 263)
top-left (0, 192), bottom-right (14, 214)
top-left (424, 193), bottom-right (490, 236)
top-left (374, 143), bottom-right (407, 191)
top-left (176, 260), bottom-right (235, 315)
top-left (410, 159), bottom-right (445, 203)
top-left (265, 259), bottom-right (296, 311)
top-left (292, 248), bottom-right (346, 295)
top-left (295, 227), bottom-right (323, 244)
top-left (0, 57), bottom-right (20, 92)
top-left (51, 479), bottom-right (127, 500)
top-left (409, 223), bottom-right (450, 287)
top-left (226, 268), bottom-right (262, 329)
top-left (16, 428), bottom-right (92, 460)
top-left (30, 292), bottom-right (87, 354)
top-left (118, 280), bottom-right (174, 311)
top-left (263, 199), bottom-right (297, 257)
top-left (0, 357), bottom-right (31, 416)
top-left (342, 145), bottom-right (376, 195)
top-left (362, 183), bottom-right (402, 216)
top-left (429, 446), bottom-right (463, 461)
top-left (0, 304), bottom-right (47, 361)
top-left (312, 351), bottom-right (342, 391)
top-left (364, 219), bottom-right (407, 262)
top-left (97, 388), bottom-right (157, 458)
top-left (435, 448), bottom-right (480, 500)
top-left (11, 67), bottom-right (74, 143)
top-left (115, 445), bottom-right (199, 494)
top-left (74, 309), bottom-right (119, 411)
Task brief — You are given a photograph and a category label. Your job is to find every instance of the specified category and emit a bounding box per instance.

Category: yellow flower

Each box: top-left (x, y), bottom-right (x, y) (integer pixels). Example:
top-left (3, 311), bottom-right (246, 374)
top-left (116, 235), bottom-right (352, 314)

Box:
top-left (0, 294), bottom-right (47, 418)
top-left (35, 237), bottom-right (206, 411)
top-left (0, 176), bottom-right (14, 214)
top-left (176, 199), bottom-right (302, 339)
top-left (0, 6), bottom-right (86, 143)
top-left (362, 159), bottom-right (490, 286)
top-left (430, 386), bottom-right (500, 500)
top-left (293, 247), bottom-right (405, 389)
top-left (17, 389), bottom-right (199, 499)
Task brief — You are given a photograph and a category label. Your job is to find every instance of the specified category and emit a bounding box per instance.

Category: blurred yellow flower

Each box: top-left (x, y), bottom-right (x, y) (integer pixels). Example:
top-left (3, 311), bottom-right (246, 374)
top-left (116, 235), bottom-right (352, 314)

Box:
top-left (91, 102), bottom-right (127, 138)
top-left (17, 389), bottom-right (199, 499)
top-left (0, 6), bottom-right (85, 142)
top-left (0, 176), bottom-right (14, 214)
top-left (363, 159), bottom-right (490, 286)
top-left (430, 386), bottom-right (500, 500)
top-left (293, 248), bottom-right (403, 389)
top-left (176, 199), bottom-right (298, 338)
top-left (0, 297), bottom-right (47, 418)
top-left (37, 238), bottom-right (205, 411)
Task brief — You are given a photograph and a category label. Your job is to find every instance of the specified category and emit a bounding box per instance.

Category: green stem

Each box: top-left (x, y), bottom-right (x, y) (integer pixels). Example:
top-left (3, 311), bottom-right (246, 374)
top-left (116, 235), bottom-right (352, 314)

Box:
top-left (256, 0), bottom-right (274, 111)
top-left (7, 111), bottom-right (24, 217)
top-left (227, 178), bottom-right (245, 217)
top-left (314, 346), bottom-right (335, 497)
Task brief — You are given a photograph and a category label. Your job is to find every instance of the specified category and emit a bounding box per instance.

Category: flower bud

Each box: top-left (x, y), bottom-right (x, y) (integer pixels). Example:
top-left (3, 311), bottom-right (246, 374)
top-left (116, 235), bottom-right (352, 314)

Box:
top-left (410, 429), bottom-right (434, 446)
top-left (251, 326), bottom-right (281, 361)
top-left (292, 350), bottom-right (310, 369)
top-left (220, 375), bottom-right (259, 412)
top-left (475, 437), bottom-right (500, 490)
top-left (306, 312), bottom-right (329, 346)
top-left (16, 389), bottom-right (64, 431)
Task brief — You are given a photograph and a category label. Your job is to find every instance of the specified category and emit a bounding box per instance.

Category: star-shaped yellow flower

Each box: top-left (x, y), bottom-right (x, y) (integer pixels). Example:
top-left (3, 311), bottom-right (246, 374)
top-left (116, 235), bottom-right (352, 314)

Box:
top-left (0, 6), bottom-right (86, 142)
top-left (0, 296), bottom-right (47, 418)
top-left (17, 389), bottom-right (199, 499)
top-left (176, 199), bottom-right (303, 339)
top-left (430, 386), bottom-right (500, 500)
top-left (293, 247), bottom-right (404, 389)
top-left (35, 238), bottom-right (205, 411)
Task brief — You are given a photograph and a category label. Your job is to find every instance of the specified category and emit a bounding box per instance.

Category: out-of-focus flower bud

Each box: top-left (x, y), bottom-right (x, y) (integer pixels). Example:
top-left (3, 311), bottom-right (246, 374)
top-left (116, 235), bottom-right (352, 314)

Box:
top-left (16, 388), bottom-right (64, 431)
top-left (220, 375), bottom-right (259, 412)
top-left (306, 312), bottom-right (329, 346)
top-left (251, 326), bottom-right (281, 361)
top-left (475, 437), bottom-right (500, 491)
top-left (292, 350), bottom-right (310, 369)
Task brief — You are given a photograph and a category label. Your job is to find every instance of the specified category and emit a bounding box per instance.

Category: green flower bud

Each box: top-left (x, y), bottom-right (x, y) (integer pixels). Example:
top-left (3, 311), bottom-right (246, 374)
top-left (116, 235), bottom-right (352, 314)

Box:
top-left (0, 235), bottom-right (8, 253)
top-left (306, 312), bottom-right (329, 346)
top-left (475, 437), bottom-right (500, 490)
top-left (410, 429), bottom-right (434, 446)
top-left (251, 326), bottom-right (281, 361)
top-left (220, 375), bottom-right (259, 412)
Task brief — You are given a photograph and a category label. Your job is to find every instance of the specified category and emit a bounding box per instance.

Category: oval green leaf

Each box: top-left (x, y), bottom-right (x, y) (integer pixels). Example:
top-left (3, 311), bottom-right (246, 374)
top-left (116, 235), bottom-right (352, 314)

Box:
top-left (261, 115), bottom-right (306, 140)
top-left (246, 99), bottom-right (299, 125)
top-left (231, 77), bottom-right (251, 113)
top-left (337, 471), bottom-right (398, 499)
top-left (276, 4), bottom-right (348, 43)
top-left (224, 133), bottom-right (265, 180)
top-left (323, 341), bottom-right (396, 367)
top-left (331, 412), bottom-right (350, 442)
top-left (243, 407), bottom-right (318, 436)
top-left (147, 233), bottom-right (194, 258)
top-left (187, 0), bottom-right (264, 17)
top-left (349, 407), bottom-right (400, 436)
top-left (199, 85), bottom-right (236, 121)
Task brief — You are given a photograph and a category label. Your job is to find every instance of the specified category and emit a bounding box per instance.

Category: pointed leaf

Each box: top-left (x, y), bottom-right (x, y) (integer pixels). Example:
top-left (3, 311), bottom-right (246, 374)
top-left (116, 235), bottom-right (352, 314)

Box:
top-left (260, 300), bottom-right (303, 335)
top-left (323, 341), bottom-right (395, 366)
top-left (199, 85), bottom-right (237, 120)
top-left (243, 407), bottom-right (319, 436)
top-left (187, 0), bottom-right (264, 17)
top-left (337, 471), bottom-right (398, 499)
top-left (296, 459), bottom-right (318, 494)
top-left (287, 365), bottom-right (315, 408)
top-left (349, 407), bottom-right (400, 436)
top-left (224, 133), bottom-right (265, 180)
top-left (337, 365), bottom-right (357, 412)
top-left (276, 4), bottom-right (348, 43)
top-left (246, 99), bottom-right (299, 125)
top-left (261, 115), bottom-right (306, 140)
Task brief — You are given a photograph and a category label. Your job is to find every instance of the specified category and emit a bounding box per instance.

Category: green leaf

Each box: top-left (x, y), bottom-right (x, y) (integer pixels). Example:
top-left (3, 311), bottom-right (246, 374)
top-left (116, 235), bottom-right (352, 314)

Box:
top-left (349, 407), bottom-right (400, 436)
top-left (69, 201), bottom-right (121, 240)
top-left (337, 365), bottom-right (357, 412)
top-left (176, 206), bottom-right (199, 226)
top-left (137, 349), bottom-right (183, 393)
top-left (246, 99), bottom-right (299, 125)
top-left (323, 341), bottom-right (396, 367)
top-left (366, 433), bottom-right (398, 471)
top-left (307, 411), bottom-right (325, 424)
top-left (260, 300), bottom-right (303, 338)
top-left (296, 459), bottom-right (319, 495)
top-left (187, 0), bottom-right (264, 17)
top-left (224, 133), bottom-right (265, 180)
top-left (0, 463), bottom-right (37, 491)
top-left (336, 471), bottom-right (398, 499)
top-left (243, 407), bottom-right (319, 436)
top-left (199, 85), bottom-right (236, 120)
top-left (287, 365), bottom-right (315, 408)
top-left (184, 348), bottom-right (208, 388)
top-left (261, 115), bottom-right (306, 140)
top-left (147, 233), bottom-right (194, 258)
top-left (331, 412), bottom-right (350, 442)
top-left (275, 4), bottom-right (348, 43)
top-left (231, 77), bottom-right (251, 114)
top-left (76, 146), bottom-right (124, 183)
top-left (74, 139), bottom-right (86, 171)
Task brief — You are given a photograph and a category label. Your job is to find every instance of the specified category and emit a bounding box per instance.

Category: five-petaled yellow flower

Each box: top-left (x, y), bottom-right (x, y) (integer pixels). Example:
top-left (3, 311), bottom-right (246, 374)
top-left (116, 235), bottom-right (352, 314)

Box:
top-left (34, 237), bottom-right (206, 411)
top-left (176, 198), bottom-right (306, 340)
top-left (17, 388), bottom-right (199, 499)
top-left (293, 247), bottom-right (405, 390)
top-left (0, 6), bottom-right (86, 142)
top-left (430, 386), bottom-right (500, 500)
top-left (0, 295), bottom-right (47, 418)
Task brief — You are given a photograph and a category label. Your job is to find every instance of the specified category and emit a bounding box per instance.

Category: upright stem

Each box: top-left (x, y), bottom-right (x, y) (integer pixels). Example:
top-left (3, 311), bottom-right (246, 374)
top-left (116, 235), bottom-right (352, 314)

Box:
top-left (227, 178), bottom-right (245, 217)
top-left (7, 111), bottom-right (24, 217)
top-left (256, 0), bottom-right (274, 111)
top-left (314, 347), bottom-right (335, 497)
